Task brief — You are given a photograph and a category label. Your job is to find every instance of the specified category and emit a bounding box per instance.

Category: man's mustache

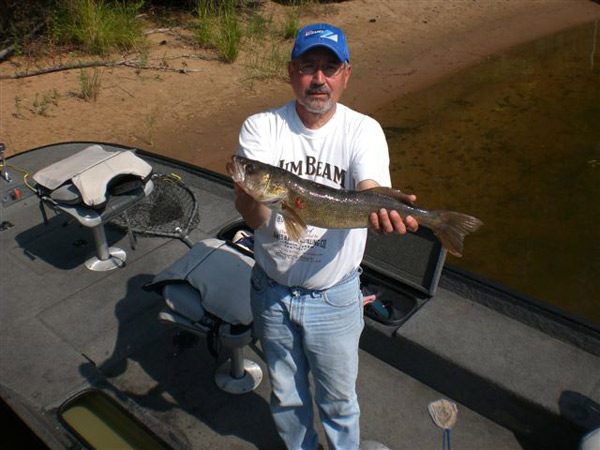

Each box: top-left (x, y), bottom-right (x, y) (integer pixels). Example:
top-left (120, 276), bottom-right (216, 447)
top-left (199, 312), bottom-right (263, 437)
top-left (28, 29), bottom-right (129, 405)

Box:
top-left (306, 86), bottom-right (331, 95)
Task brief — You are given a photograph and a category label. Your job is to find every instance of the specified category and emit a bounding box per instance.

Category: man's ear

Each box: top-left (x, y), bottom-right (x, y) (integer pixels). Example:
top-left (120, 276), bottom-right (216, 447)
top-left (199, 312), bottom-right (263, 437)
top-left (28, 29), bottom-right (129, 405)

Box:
top-left (343, 64), bottom-right (352, 88)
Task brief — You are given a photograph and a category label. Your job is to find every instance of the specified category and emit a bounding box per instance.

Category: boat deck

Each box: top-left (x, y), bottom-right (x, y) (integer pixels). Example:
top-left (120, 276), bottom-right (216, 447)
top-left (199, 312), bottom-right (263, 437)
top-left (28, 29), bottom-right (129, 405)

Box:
top-left (1, 143), bottom-right (598, 449)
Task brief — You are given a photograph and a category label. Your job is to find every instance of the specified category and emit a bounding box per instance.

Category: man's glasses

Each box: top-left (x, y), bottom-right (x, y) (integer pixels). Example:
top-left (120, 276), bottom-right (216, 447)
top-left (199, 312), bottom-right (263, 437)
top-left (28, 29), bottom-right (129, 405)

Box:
top-left (296, 61), bottom-right (345, 78)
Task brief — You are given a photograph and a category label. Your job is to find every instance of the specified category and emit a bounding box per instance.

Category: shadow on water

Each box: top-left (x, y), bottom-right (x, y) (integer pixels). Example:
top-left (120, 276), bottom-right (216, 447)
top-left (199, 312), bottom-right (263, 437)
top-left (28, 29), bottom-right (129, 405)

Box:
top-left (376, 21), bottom-right (600, 324)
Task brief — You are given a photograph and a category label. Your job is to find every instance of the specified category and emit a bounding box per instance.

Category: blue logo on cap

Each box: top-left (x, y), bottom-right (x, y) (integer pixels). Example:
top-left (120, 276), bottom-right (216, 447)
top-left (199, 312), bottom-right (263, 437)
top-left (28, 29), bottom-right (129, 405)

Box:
top-left (305, 29), bottom-right (338, 42)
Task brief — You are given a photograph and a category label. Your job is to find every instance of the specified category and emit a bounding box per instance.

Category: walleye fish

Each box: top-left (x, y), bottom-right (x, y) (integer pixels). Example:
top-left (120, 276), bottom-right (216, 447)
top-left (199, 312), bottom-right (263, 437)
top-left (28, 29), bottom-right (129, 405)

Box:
top-left (227, 155), bottom-right (483, 257)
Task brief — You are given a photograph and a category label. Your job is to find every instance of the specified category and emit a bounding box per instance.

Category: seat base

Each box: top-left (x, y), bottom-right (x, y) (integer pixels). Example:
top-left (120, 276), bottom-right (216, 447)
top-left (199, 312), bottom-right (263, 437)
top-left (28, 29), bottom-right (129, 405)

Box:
top-left (215, 359), bottom-right (263, 394)
top-left (158, 310), bottom-right (263, 393)
top-left (85, 247), bottom-right (126, 271)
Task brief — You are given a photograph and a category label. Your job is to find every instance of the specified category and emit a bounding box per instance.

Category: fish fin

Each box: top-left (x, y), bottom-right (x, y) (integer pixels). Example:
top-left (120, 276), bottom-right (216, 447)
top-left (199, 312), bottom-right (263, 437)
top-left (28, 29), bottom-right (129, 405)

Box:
top-left (281, 203), bottom-right (307, 242)
top-left (431, 211), bottom-right (483, 257)
top-left (364, 187), bottom-right (415, 205)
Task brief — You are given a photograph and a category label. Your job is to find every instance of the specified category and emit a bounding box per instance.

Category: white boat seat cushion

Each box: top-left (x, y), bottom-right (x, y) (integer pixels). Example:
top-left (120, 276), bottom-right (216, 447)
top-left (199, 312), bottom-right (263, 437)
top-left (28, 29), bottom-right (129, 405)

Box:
top-left (152, 238), bottom-right (254, 326)
top-left (33, 145), bottom-right (152, 207)
top-left (163, 283), bottom-right (206, 323)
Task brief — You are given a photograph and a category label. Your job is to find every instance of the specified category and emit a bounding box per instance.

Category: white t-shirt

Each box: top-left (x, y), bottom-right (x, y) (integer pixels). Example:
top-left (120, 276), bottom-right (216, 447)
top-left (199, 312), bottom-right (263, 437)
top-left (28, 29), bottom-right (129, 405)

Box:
top-left (237, 101), bottom-right (391, 290)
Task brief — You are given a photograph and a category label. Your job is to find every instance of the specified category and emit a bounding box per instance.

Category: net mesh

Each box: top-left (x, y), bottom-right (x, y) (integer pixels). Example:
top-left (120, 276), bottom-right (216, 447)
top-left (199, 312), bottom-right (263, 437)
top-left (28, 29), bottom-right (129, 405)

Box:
top-left (111, 173), bottom-right (199, 239)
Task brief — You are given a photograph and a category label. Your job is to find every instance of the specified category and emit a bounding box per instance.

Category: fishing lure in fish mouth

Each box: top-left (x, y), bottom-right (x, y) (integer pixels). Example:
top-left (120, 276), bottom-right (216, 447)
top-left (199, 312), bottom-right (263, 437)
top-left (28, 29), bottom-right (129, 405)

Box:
top-left (228, 155), bottom-right (483, 257)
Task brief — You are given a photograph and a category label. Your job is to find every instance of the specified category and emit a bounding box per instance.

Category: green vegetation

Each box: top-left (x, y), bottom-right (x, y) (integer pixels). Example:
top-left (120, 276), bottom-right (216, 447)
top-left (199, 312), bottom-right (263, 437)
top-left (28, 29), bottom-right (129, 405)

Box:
top-left (195, 0), bottom-right (232, 20)
top-left (216, 9), bottom-right (242, 63)
top-left (244, 43), bottom-right (289, 88)
top-left (2, 0), bottom-right (337, 84)
top-left (144, 108), bottom-right (157, 146)
top-left (79, 67), bottom-right (103, 101)
top-left (29, 89), bottom-right (60, 116)
top-left (191, 0), bottom-right (243, 62)
top-left (14, 95), bottom-right (24, 119)
top-left (281, 8), bottom-right (300, 40)
top-left (49, 0), bottom-right (145, 55)
top-left (245, 9), bottom-right (272, 40)
top-left (138, 46), bottom-right (150, 69)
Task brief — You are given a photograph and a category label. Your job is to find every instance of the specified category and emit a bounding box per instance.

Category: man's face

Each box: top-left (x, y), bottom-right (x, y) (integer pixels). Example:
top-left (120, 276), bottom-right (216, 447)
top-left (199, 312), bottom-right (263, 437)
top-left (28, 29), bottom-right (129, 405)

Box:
top-left (288, 47), bottom-right (352, 116)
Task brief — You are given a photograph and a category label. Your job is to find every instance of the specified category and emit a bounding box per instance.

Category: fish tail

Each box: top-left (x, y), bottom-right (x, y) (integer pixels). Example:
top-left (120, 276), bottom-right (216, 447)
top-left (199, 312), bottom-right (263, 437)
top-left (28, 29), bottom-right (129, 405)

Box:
top-left (431, 211), bottom-right (483, 257)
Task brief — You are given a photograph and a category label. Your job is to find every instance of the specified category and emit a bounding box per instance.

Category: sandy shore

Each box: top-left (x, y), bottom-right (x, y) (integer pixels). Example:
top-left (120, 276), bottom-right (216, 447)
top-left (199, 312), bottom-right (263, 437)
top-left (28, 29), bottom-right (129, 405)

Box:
top-left (1, 0), bottom-right (599, 173)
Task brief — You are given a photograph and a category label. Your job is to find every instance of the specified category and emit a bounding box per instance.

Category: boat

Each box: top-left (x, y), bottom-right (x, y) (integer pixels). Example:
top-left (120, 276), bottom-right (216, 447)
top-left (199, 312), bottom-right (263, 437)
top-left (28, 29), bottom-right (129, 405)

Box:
top-left (1, 141), bottom-right (598, 449)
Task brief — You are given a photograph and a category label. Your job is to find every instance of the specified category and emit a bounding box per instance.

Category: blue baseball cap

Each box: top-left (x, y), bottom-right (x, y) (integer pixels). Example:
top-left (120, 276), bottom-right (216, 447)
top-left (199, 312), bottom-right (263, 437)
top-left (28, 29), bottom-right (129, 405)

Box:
top-left (291, 23), bottom-right (350, 63)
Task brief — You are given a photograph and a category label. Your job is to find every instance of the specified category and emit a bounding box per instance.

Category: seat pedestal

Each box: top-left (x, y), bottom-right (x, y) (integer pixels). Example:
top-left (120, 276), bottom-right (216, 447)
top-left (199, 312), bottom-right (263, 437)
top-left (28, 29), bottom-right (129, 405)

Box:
top-left (158, 306), bottom-right (263, 395)
top-left (85, 225), bottom-right (126, 271)
top-left (215, 348), bottom-right (263, 394)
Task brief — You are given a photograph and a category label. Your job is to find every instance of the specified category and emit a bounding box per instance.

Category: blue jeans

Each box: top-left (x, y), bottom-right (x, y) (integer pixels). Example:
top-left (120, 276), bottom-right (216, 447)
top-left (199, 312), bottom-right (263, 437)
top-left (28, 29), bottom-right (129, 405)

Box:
top-left (250, 264), bottom-right (364, 450)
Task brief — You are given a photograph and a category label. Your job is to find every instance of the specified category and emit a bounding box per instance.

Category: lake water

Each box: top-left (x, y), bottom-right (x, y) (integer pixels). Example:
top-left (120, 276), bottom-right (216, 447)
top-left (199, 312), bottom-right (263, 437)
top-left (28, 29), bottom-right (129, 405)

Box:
top-left (375, 21), bottom-right (600, 324)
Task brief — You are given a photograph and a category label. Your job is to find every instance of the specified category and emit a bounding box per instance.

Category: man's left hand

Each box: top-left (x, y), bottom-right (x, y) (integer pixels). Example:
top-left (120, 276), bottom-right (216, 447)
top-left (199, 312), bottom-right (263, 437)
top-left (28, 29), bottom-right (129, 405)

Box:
top-left (357, 179), bottom-right (419, 235)
top-left (369, 208), bottom-right (419, 235)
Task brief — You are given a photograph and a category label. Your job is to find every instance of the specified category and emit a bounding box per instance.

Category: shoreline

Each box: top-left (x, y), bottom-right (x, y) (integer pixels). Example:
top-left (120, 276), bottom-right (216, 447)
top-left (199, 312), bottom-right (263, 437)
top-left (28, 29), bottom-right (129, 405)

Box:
top-left (347, 0), bottom-right (600, 115)
top-left (188, 0), bottom-right (600, 173)
top-left (1, 0), bottom-right (599, 174)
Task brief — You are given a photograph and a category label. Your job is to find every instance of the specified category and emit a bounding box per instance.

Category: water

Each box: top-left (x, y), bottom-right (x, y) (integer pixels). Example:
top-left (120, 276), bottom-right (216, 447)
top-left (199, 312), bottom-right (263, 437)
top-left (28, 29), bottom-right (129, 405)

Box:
top-left (60, 390), bottom-right (169, 449)
top-left (375, 22), bottom-right (600, 324)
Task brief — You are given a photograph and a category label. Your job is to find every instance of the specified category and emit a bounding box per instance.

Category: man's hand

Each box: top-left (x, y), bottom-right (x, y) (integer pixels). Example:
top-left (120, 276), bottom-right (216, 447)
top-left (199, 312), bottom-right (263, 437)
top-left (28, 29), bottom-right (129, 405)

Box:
top-left (368, 207), bottom-right (418, 235)
top-left (357, 179), bottom-right (418, 235)
top-left (232, 181), bottom-right (271, 230)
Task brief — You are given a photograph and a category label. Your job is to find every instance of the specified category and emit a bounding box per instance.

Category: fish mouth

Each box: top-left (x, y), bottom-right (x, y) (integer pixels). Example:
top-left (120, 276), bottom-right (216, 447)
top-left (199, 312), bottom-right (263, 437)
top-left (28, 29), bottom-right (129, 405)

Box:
top-left (226, 156), bottom-right (244, 184)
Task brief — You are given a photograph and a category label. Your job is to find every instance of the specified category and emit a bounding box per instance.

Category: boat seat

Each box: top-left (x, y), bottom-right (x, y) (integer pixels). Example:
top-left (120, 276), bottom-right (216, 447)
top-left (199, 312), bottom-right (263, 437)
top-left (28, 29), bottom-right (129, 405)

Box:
top-left (151, 238), bottom-right (263, 394)
top-left (33, 145), bottom-right (154, 271)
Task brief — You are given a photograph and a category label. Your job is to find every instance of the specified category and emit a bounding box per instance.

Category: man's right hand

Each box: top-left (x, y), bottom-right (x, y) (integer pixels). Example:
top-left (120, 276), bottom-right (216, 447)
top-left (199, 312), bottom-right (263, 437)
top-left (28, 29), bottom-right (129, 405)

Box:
top-left (231, 181), bottom-right (271, 230)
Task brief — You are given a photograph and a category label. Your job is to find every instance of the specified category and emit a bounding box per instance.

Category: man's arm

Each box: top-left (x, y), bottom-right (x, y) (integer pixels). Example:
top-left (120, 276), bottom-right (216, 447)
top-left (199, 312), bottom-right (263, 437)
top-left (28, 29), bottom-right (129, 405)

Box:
top-left (357, 179), bottom-right (418, 235)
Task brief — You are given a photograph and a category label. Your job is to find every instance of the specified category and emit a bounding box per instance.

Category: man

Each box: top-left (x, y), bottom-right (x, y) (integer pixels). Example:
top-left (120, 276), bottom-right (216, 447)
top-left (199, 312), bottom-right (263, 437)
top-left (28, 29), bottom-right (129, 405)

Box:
top-left (231, 23), bottom-right (417, 450)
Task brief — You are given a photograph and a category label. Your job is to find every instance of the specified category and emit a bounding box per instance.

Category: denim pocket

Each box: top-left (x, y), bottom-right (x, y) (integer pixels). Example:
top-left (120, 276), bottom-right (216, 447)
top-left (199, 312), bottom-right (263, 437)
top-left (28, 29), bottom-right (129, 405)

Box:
top-left (323, 274), bottom-right (360, 307)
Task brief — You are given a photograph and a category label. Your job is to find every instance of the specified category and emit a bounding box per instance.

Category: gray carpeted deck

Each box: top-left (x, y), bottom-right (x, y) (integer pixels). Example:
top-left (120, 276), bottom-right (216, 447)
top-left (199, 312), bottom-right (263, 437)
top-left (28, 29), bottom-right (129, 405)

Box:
top-left (1, 142), bottom-right (598, 450)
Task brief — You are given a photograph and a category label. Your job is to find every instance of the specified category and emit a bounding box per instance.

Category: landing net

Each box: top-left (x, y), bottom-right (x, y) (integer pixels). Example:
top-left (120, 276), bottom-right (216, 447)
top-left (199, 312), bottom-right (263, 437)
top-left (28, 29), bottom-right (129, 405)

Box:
top-left (111, 173), bottom-right (199, 245)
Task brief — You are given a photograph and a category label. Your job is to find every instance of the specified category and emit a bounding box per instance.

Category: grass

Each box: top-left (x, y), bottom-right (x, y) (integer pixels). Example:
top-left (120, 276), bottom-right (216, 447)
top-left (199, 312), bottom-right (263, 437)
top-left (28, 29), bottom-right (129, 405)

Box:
top-left (215, 10), bottom-right (242, 63)
top-left (189, 0), bottom-right (301, 66)
top-left (79, 67), bottom-right (103, 101)
top-left (8, 0), bottom-right (333, 89)
top-left (13, 96), bottom-right (24, 119)
top-left (137, 46), bottom-right (150, 70)
top-left (189, 0), bottom-right (305, 81)
top-left (50, 0), bottom-right (145, 55)
top-left (27, 89), bottom-right (60, 116)
top-left (281, 8), bottom-right (300, 40)
top-left (144, 108), bottom-right (157, 146)
top-left (191, 0), bottom-right (242, 62)
top-left (192, 17), bottom-right (214, 48)
top-left (244, 43), bottom-right (289, 88)
top-left (195, 0), bottom-right (226, 20)
top-left (245, 10), bottom-right (272, 40)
